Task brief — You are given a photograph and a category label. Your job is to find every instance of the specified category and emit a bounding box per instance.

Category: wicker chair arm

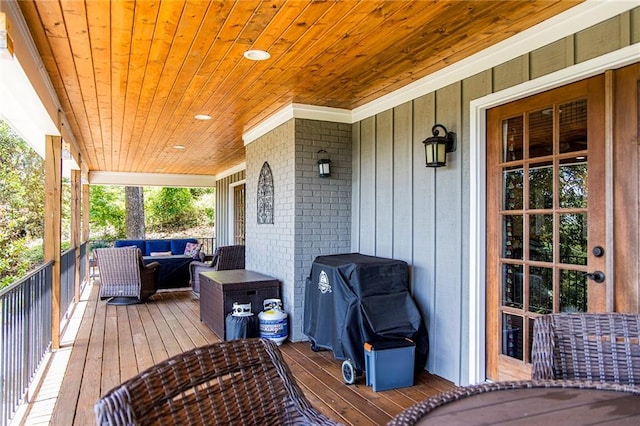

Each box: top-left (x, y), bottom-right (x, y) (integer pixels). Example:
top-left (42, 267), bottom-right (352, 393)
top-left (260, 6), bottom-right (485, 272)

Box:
top-left (531, 314), bottom-right (556, 380)
top-left (142, 261), bottom-right (160, 270)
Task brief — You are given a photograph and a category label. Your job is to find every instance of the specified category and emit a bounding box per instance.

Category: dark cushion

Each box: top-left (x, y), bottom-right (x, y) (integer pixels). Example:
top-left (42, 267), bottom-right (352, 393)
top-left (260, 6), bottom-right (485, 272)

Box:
top-left (115, 239), bottom-right (145, 253)
top-left (170, 238), bottom-right (198, 255)
top-left (144, 240), bottom-right (171, 256)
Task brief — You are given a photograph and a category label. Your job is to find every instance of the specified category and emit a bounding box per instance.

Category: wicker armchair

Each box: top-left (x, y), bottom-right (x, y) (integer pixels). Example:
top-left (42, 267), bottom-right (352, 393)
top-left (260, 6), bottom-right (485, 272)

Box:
top-left (531, 312), bottom-right (640, 385)
top-left (190, 244), bottom-right (245, 294)
top-left (95, 247), bottom-right (159, 305)
top-left (95, 338), bottom-right (341, 425)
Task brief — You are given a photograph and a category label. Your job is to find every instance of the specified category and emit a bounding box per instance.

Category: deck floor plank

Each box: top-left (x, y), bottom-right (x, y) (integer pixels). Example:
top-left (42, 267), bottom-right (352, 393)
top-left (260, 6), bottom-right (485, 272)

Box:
top-left (101, 304), bottom-right (122, 395)
top-left (36, 288), bottom-right (454, 425)
top-left (73, 287), bottom-right (107, 426)
top-left (127, 301), bottom-right (155, 373)
top-left (49, 284), bottom-right (99, 426)
top-left (116, 305), bottom-right (138, 382)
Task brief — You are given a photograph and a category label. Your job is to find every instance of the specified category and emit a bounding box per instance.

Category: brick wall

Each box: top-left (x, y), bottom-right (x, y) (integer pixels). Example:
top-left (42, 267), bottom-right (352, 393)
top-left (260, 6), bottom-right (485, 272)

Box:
top-left (246, 118), bottom-right (352, 341)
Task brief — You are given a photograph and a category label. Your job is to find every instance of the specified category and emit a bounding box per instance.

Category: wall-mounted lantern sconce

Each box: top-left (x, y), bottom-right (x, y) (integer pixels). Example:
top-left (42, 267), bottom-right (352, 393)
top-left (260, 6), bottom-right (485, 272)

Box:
top-left (422, 124), bottom-right (456, 167)
top-left (317, 149), bottom-right (331, 177)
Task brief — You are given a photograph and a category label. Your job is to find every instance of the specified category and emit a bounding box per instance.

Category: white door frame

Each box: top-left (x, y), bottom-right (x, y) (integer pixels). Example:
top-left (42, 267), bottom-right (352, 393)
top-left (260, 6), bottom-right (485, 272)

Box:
top-left (228, 179), bottom-right (246, 246)
top-left (467, 45), bottom-right (640, 385)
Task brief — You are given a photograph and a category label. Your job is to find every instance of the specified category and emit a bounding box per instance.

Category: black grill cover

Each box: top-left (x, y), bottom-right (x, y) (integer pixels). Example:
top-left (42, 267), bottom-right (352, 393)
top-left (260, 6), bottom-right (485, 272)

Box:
top-left (304, 253), bottom-right (428, 371)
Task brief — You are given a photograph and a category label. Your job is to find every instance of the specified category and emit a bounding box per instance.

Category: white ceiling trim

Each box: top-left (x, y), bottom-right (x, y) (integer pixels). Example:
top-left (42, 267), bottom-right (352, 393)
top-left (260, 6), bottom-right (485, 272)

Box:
top-left (243, 0), bottom-right (637, 143)
top-left (352, 0), bottom-right (636, 122)
top-left (243, 103), bottom-right (352, 145)
top-left (215, 162), bottom-right (246, 180)
top-left (89, 171), bottom-right (217, 188)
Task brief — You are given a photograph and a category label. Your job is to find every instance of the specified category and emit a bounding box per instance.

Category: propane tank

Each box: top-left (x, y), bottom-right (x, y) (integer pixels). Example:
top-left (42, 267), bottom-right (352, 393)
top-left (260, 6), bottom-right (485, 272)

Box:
top-left (258, 299), bottom-right (288, 345)
top-left (225, 302), bottom-right (259, 340)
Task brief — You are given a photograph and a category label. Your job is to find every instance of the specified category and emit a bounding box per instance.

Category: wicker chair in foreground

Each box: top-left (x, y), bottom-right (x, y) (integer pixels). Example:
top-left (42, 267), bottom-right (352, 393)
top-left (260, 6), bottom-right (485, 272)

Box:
top-left (189, 244), bottom-right (245, 294)
top-left (531, 312), bottom-right (640, 384)
top-left (95, 338), bottom-right (340, 426)
top-left (95, 247), bottom-right (159, 305)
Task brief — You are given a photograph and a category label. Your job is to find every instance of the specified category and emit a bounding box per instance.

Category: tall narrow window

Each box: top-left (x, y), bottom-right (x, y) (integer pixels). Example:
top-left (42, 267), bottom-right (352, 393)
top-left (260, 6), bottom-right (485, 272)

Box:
top-left (234, 184), bottom-right (245, 244)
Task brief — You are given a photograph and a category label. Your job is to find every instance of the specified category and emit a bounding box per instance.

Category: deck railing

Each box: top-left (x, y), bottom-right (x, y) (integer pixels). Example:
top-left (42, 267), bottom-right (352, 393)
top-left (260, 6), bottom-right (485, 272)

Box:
top-left (0, 242), bottom-right (88, 426)
top-left (0, 262), bottom-right (52, 426)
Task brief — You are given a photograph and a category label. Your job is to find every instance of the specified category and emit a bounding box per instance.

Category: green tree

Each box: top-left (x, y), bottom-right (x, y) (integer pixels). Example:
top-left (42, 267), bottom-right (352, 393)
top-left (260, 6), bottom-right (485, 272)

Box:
top-left (0, 120), bottom-right (45, 288)
top-left (147, 187), bottom-right (197, 231)
top-left (89, 185), bottom-right (125, 239)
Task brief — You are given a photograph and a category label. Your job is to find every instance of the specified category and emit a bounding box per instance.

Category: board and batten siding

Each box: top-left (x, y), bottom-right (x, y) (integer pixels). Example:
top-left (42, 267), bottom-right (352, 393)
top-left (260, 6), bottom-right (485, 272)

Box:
top-left (351, 8), bottom-right (640, 385)
top-left (215, 170), bottom-right (245, 247)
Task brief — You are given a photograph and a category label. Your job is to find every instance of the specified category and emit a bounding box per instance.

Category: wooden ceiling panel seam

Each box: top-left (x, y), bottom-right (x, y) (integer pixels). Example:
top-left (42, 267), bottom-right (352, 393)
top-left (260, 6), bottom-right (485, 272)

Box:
top-left (188, 1), bottom-right (365, 142)
top-left (17, 1), bottom-right (100, 170)
top-left (117, 0), bottom-right (155, 172)
top-left (141, 0), bottom-right (290, 168)
top-left (17, 0), bottom-right (590, 176)
top-left (129, 0), bottom-right (255, 172)
top-left (126, 0), bottom-right (185, 172)
top-left (166, 1), bottom-right (316, 154)
top-left (60, 1), bottom-right (105, 169)
top-left (85, 0), bottom-right (112, 170)
top-left (30, 1), bottom-right (103, 170)
top-left (225, 1), bottom-right (420, 115)
top-left (131, 0), bottom-right (217, 172)
top-left (105, 0), bottom-right (131, 172)
top-left (134, 0), bottom-right (227, 168)
top-left (136, 0), bottom-right (212, 137)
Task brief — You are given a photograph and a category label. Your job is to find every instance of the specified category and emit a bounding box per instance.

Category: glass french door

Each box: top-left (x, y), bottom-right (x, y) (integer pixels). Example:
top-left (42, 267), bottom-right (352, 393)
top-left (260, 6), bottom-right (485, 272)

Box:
top-left (486, 76), bottom-right (606, 380)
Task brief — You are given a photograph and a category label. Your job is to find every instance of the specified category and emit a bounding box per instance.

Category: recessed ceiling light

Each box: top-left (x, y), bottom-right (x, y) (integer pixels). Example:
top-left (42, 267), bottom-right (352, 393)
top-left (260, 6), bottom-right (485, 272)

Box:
top-left (173, 145), bottom-right (186, 150)
top-left (194, 114), bottom-right (212, 120)
top-left (243, 49), bottom-right (270, 61)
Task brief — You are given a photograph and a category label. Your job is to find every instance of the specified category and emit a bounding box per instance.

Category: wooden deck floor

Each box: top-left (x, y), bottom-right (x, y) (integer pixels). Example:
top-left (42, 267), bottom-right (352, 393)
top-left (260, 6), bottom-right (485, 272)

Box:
top-left (20, 281), bottom-right (454, 425)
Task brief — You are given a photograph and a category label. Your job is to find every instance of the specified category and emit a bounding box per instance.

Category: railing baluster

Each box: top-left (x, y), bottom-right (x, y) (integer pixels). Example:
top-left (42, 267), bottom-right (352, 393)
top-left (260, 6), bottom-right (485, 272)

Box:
top-left (0, 244), bottom-right (85, 426)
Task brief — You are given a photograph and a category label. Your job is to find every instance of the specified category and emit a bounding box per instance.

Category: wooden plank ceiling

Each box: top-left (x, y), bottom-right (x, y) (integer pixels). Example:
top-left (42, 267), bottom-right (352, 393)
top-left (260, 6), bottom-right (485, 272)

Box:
top-left (18, 0), bottom-right (582, 177)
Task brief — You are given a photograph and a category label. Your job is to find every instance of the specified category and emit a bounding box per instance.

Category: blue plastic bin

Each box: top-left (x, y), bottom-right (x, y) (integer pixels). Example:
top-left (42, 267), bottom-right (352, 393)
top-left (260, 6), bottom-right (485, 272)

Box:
top-left (364, 339), bottom-right (415, 392)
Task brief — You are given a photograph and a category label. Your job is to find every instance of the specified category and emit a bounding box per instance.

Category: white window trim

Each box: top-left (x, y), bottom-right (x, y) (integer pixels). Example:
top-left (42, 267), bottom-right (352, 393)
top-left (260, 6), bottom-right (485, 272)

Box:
top-left (468, 44), bottom-right (640, 385)
top-left (228, 179), bottom-right (246, 246)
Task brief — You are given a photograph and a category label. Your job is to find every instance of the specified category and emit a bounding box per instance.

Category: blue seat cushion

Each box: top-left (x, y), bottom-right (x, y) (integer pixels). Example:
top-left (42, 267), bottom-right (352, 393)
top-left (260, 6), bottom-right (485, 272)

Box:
top-left (144, 240), bottom-right (171, 256)
top-left (170, 238), bottom-right (198, 255)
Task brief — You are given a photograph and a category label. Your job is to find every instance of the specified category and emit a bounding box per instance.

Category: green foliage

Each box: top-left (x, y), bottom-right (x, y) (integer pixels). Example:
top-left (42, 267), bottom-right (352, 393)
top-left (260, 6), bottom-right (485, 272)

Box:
top-left (194, 191), bottom-right (215, 226)
top-left (0, 121), bottom-right (45, 242)
top-left (89, 185), bottom-right (125, 239)
top-left (146, 187), bottom-right (198, 231)
top-left (0, 121), bottom-right (45, 289)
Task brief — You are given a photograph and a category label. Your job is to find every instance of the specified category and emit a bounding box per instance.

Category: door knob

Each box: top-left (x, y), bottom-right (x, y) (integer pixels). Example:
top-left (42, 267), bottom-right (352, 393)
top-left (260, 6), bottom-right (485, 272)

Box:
top-left (585, 271), bottom-right (605, 283)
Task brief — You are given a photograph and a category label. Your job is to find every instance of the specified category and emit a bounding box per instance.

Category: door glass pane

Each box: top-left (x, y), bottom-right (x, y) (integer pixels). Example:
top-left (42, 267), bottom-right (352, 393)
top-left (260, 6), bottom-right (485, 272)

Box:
top-left (559, 213), bottom-right (587, 265)
top-left (502, 313), bottom-right (523, 360)
top-left (503, 167), bottom-right (524, 210)
top-left (529, 161), bottom-right (553, 209)
top-left (529, 214), bottom-right (553, 262)
top-left (559, 157), bottom-right (587, 208)
top-left (529, 266), bottom-right (553, 314)
top-left (559, 99), bottom-right (587, 153)
top-left (560, 269), bottom-right (588, 313)
top-left (528, 108), bottom-right (553, 158)
top-left (503, 116), bottom-right (524, 162)
top-left (503, 264), bottom-right (523, 309)
top-left (503, 215), bottom-right (523, 259)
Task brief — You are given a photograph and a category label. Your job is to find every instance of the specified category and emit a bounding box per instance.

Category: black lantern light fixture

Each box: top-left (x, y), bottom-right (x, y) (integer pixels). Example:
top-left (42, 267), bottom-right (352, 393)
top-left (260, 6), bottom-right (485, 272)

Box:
top-left (317, 149), bottom-right (331, 177)
top-left (422, 124), bottom-right (456, 167)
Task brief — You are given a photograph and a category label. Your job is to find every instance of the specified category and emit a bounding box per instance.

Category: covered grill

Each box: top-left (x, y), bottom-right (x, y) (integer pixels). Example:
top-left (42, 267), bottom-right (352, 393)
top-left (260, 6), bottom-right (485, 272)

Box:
top-left (304, 253), bottom-right (428, 378)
